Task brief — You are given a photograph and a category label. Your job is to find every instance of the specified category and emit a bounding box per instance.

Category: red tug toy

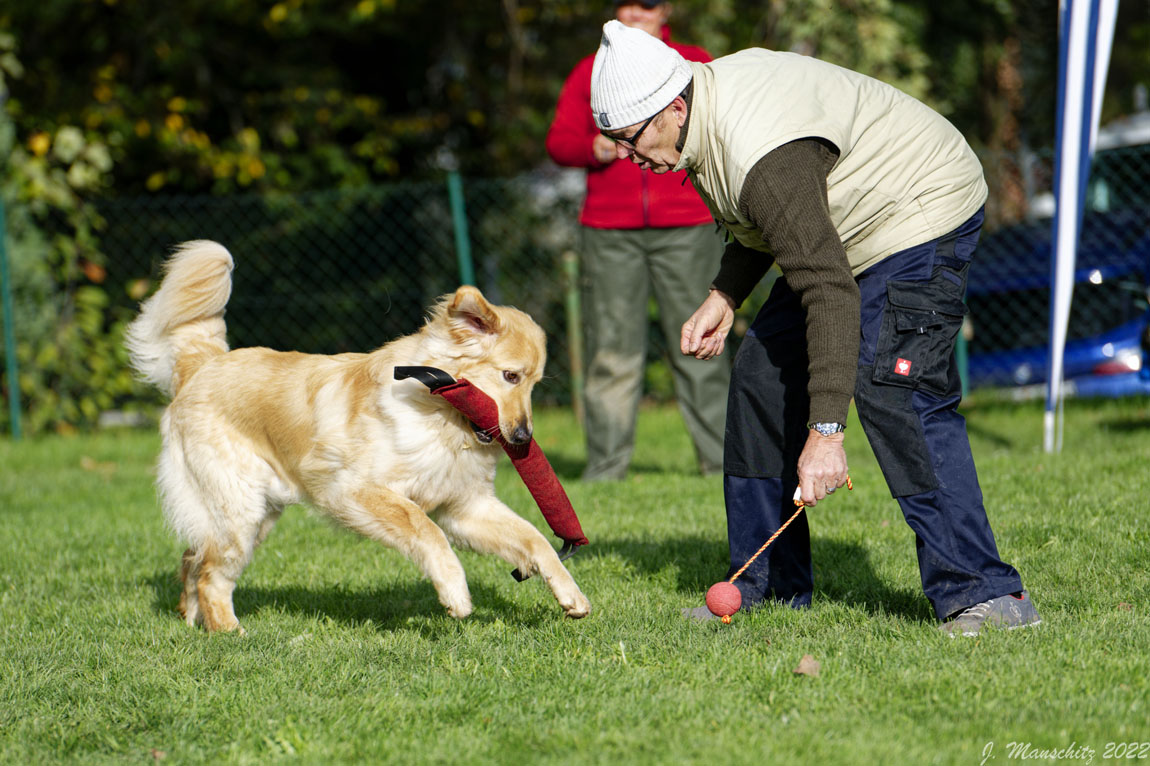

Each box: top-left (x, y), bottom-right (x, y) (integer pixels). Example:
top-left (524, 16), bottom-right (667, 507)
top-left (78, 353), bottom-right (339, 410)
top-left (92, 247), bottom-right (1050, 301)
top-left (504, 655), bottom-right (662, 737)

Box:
top-left (395, 367), bottom-right (588, 580)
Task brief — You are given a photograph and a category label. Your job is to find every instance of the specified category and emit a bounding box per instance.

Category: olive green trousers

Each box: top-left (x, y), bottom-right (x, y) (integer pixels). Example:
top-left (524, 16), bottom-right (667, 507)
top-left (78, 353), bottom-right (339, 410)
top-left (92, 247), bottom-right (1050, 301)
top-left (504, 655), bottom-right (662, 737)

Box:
top-left (580, 225), bottom-right (730, 480)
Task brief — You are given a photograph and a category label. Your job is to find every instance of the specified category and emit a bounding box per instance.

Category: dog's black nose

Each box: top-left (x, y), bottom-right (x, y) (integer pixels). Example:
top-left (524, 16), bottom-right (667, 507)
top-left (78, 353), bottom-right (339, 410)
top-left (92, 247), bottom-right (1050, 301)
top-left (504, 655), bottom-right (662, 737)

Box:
top-left (508, 425), bottom-right (532, 445)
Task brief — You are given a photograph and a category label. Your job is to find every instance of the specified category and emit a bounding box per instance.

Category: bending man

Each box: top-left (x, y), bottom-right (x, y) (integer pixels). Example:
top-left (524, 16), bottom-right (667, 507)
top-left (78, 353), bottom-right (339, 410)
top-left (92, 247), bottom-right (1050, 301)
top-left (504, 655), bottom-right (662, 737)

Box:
top-left (589, 20), bottom-right (1041, 637)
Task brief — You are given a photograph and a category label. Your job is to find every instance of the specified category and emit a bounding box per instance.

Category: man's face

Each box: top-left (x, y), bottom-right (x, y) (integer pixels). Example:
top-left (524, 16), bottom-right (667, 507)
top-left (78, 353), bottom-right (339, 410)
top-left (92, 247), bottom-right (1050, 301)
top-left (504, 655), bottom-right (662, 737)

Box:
top-left (615, 2), bottom-right (671, 38)
top-left (602, 101), bottom-right (684, 174)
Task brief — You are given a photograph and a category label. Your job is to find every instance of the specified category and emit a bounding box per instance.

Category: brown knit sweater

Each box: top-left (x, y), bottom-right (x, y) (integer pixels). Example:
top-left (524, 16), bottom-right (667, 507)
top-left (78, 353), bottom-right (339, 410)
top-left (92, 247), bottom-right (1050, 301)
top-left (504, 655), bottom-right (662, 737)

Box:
top-left (709, 140), bottom-right (861, 425)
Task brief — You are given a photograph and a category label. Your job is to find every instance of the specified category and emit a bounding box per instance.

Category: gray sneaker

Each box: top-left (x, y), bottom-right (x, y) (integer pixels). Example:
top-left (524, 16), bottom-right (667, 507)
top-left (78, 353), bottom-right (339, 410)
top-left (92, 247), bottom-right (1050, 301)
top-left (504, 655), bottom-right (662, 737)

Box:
top-left (940, 591), bottom-right (1042, 637)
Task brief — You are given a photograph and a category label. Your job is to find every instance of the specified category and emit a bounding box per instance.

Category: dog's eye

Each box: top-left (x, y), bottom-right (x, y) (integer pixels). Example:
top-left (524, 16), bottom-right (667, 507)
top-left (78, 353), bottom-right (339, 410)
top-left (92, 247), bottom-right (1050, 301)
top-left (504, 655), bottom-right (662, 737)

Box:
top-left (503, 371), bottom-right (521, 384)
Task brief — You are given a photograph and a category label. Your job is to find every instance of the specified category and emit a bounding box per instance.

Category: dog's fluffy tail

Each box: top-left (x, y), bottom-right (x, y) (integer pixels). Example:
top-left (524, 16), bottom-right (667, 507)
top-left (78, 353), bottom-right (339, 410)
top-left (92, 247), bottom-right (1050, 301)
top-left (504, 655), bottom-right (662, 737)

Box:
top-left (125, 241), bottom-right (234, 398)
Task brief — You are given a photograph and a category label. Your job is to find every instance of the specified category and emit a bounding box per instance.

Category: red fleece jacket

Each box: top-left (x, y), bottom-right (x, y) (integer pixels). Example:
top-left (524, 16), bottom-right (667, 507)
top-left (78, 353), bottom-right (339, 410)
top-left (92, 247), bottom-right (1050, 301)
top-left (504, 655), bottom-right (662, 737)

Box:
top-left (545, 25), bottom-right (714, 230)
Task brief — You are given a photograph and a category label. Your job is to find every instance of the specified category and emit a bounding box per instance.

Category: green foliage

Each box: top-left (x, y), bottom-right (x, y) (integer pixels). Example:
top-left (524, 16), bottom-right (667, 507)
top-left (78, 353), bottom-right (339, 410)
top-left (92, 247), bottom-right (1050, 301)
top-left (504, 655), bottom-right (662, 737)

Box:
top-left (1, 0), bottom-right (621, 190)
top-left (0, 40), bottom-right (153, 436)
top-left (11, 286), bottom-right (146, 435)
top-left (3, 0), bottom-right (1149, 197)
top-left (0, 0), bottom-right (1108, 194)
top-left (1, 400), bottom-right (1149, 762)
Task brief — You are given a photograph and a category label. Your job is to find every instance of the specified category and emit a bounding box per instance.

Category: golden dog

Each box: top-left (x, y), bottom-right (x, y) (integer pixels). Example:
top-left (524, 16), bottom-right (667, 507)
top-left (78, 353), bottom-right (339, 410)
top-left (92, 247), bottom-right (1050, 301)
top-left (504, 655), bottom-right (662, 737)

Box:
top-left (126, 241), bottom-right (590, 633)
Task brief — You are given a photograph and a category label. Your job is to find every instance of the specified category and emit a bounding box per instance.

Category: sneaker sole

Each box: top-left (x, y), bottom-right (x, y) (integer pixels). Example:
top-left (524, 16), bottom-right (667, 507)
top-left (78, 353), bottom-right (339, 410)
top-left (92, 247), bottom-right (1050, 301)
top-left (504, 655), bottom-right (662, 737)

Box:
top-left (945, 617), bottom-right (1043, 638)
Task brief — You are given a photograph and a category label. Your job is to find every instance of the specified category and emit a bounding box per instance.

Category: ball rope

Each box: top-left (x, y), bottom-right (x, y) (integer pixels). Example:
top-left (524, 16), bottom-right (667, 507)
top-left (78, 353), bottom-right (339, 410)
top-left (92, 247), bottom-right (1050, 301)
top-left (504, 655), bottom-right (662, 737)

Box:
top-left (715, 476), bottom-right (853, 624)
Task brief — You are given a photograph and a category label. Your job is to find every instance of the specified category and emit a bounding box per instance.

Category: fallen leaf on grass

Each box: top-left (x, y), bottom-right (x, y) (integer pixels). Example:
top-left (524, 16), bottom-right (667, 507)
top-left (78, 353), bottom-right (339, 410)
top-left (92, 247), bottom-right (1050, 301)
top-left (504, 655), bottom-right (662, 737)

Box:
top-left (1118, 603), bottom-right (1133, 611)
top-left (151, 749), bottom-right (166, 762)
top-left (793, 654), bottom-right (820, 677)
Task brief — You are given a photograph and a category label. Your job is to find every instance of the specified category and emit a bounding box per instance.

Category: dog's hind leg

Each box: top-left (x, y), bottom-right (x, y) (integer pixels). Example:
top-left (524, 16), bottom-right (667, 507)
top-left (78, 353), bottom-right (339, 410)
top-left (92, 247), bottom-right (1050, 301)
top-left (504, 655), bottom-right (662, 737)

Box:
top-left (194, 539), bottom-right (250, 634)
top-left (436, 497), bottom-right (591, 618)
top-left (178, 547), bottom-right (201, 627)
top-left (160, 443), bottom-right (266, 633)
top-left (177, 543), bottom-right (244, 633)
top-left (178, 505), bottom-right (280, 634)
top-left (322, 488), bottom-right (472, 619)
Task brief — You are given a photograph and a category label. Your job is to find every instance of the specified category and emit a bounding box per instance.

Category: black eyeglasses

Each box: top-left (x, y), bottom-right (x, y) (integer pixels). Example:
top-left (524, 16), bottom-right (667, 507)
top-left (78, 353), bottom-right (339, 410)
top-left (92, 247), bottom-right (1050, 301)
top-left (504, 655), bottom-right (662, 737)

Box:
top-left (601, 112), bottom-right (657, 147)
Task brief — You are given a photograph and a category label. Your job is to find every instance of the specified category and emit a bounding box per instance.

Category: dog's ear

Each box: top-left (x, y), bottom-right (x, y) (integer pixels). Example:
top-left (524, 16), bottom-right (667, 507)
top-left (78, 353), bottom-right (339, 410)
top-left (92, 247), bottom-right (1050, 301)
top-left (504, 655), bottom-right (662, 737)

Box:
top-left (447, 285), bottom-right (501, 338)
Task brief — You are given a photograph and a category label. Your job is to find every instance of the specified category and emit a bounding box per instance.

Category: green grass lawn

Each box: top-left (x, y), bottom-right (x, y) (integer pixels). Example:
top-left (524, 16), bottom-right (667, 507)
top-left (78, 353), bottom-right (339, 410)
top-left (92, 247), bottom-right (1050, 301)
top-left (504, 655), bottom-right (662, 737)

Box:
top-left (1, 396), bottom-right (1148, 764)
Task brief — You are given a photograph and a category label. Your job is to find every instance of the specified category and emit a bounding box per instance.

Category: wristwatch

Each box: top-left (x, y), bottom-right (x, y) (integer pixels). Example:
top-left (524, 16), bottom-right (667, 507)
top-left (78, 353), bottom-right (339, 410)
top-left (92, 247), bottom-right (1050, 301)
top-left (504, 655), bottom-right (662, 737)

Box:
top-left (809, 422), bottom-right (846, 437)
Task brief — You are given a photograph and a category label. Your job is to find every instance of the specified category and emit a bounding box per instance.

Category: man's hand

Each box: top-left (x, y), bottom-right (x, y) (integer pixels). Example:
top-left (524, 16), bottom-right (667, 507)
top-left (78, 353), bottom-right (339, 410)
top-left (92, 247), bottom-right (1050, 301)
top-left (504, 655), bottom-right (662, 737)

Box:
top-left (796, 430), bottom-right (849, 506)
top-left (680, 289), bottom-right (735, 360)
top-left (592, 134), bottom-right (617, 165)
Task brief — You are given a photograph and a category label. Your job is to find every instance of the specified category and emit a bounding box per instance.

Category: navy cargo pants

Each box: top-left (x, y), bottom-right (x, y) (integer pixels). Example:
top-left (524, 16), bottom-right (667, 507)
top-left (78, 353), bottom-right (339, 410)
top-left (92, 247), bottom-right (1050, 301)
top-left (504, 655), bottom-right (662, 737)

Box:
top-left (721, 209), bottom-right (1024, 620)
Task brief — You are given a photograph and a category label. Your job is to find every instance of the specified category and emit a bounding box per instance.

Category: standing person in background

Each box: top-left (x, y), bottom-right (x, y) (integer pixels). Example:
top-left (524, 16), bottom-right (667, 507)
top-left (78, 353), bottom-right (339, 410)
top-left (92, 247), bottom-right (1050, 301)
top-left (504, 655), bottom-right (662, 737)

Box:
top-left (546, 0), bottom-right (729, 482)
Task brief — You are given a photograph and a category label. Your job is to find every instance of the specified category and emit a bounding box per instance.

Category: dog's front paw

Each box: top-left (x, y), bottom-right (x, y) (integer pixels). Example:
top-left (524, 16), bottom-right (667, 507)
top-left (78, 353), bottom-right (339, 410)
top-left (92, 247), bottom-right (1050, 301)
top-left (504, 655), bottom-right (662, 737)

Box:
top-left (445, 602), bottom-right (473, 619)
top-left (442, 593), bottom-right (473, 619)
top-left (562, 591), bottom-right (591, 619)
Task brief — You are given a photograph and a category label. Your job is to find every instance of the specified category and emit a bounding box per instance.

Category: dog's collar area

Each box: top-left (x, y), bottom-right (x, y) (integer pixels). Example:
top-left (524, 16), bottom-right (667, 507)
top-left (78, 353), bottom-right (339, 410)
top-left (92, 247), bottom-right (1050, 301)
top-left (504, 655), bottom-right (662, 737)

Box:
top-left (395, 367), bottom-right (495, 444)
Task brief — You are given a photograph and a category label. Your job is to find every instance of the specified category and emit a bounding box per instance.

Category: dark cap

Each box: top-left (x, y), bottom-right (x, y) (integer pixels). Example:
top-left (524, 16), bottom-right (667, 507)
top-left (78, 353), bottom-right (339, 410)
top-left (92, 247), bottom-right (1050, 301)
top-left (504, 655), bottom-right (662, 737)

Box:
top-left (614, 0), bottom-right (667, 7)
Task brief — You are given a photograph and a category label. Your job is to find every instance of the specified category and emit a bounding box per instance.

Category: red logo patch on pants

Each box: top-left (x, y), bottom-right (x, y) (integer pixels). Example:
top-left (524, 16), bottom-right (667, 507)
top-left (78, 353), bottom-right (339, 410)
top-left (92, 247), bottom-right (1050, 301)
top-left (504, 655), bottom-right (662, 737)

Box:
top-left (895, 358), bottom-right (912, 376)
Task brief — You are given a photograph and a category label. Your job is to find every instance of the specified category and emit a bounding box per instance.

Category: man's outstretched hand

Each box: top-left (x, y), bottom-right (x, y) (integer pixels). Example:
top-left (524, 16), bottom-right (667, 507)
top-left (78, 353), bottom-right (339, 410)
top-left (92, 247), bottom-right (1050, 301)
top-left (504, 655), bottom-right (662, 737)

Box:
top-left (681, 289), bottom-right (736, 360)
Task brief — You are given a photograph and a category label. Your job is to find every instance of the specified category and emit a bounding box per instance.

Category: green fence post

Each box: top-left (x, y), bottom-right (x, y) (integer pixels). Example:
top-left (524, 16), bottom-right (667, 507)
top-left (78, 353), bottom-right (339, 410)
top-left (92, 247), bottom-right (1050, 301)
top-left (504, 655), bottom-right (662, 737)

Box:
top-left (446, 171), bottom-right (475, 286)
top-left (0, 196), bottom-right (22, 439)
top-left (562, 251), bottom-right (584, 426)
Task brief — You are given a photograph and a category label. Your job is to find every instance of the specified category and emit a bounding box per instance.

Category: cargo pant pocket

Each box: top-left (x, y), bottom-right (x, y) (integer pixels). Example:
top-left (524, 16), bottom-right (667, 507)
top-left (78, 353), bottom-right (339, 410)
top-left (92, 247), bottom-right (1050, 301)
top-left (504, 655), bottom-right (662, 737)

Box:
top-left (871, 278), bottom-right (968, 397)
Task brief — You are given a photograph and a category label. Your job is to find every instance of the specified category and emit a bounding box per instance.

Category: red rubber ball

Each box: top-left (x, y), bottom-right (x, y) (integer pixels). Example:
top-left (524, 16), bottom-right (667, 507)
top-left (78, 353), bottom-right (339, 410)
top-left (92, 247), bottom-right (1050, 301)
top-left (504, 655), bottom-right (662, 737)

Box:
top-left (705, 581), bottom-right (742, 617)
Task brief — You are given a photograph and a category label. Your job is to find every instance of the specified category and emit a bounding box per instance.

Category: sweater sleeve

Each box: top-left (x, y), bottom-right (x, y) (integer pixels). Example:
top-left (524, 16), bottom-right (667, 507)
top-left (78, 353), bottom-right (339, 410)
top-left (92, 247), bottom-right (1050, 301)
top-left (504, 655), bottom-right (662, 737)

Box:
top-left (545, 60), bottom-right (605, 170)
top-left (711, 239), bottom-right (774, 308)
top-left (738, 139), bottom-right (859, 425)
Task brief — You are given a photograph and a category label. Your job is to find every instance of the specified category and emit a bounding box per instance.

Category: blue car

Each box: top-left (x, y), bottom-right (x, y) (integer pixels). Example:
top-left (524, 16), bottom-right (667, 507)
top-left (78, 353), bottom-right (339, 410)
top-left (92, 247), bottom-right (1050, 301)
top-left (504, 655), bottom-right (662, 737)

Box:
top-left (965, 205), bottom-right (1150, 397)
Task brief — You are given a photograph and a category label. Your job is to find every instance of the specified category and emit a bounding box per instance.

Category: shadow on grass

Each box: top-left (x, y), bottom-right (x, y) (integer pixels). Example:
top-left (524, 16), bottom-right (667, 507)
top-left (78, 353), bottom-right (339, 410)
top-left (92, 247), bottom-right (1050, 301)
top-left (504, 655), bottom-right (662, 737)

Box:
top-left (1097, 414), bottom-right (1150, 432)
top-left (812, 537), bottom-right (933, 621)
top-left (627, 460), bottom-right (704, 477)
top-left (539, 452), bottom-right (584, 482)
top-left (144, 570), bottom-right (549, 636)
top-left (578, 534), bottom-right (726, 594)
top-left (582, 534), bottom-right (931, 622)
top-left (963, 419), bottom-right (1014, 450)
top-left (538, 454), bottom-right (697, 482)
top-left (145, 533), bottom-right (931, 633)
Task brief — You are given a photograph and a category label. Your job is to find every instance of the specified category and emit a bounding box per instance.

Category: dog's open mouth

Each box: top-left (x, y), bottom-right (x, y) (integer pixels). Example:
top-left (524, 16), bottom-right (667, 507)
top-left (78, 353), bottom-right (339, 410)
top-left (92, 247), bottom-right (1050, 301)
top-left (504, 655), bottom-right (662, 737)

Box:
top-left (470, 421), bottom-right (495, 444)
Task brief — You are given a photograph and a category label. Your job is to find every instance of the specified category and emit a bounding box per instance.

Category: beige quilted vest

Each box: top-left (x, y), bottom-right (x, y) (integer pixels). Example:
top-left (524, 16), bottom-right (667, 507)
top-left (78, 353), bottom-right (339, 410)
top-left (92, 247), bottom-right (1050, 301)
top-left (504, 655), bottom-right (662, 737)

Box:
top-left (674, 50), bottom-right (987, 275)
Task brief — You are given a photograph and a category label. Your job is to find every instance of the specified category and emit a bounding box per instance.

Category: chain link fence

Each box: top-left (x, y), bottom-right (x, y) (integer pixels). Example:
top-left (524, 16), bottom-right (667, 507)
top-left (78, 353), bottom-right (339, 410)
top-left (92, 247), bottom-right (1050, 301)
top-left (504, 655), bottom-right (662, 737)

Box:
top-left (968, 143), bottom-right (1150, 395)
top-left (4, 142), bottom-right (1150, 434)
top-left (91, 168), bottom-right (588, 406)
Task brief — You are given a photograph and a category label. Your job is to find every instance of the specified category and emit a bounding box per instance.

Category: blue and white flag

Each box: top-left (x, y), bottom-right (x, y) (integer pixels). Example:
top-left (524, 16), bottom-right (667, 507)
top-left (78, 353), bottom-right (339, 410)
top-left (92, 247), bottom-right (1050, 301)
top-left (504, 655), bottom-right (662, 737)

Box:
top-left (1046, 0), bottom-right (1118, 453)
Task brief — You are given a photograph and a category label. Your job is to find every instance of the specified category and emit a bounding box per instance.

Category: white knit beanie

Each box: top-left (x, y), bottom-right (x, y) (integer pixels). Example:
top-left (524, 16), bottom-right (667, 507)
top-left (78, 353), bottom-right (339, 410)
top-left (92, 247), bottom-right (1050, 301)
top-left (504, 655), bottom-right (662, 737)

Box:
top-left (590, 20), bottom-right (692, 131)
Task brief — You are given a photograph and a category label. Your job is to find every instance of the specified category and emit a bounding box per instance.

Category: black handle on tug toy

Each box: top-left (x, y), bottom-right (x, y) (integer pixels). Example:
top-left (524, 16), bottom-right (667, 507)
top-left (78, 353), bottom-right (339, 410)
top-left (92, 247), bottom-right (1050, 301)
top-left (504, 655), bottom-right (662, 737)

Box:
top-left (394, 366), bottom-right (588, 582)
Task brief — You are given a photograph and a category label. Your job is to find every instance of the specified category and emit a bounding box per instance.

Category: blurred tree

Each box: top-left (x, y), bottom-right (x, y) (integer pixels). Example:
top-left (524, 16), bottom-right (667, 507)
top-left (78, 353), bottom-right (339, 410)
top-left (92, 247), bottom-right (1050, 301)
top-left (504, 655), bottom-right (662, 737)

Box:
top-left (0, 0), bottom-right (1146, 195)
top-left (0, 0), bottom-right (616, 191)
top-left (682, 0), bottom-right (933, 100)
